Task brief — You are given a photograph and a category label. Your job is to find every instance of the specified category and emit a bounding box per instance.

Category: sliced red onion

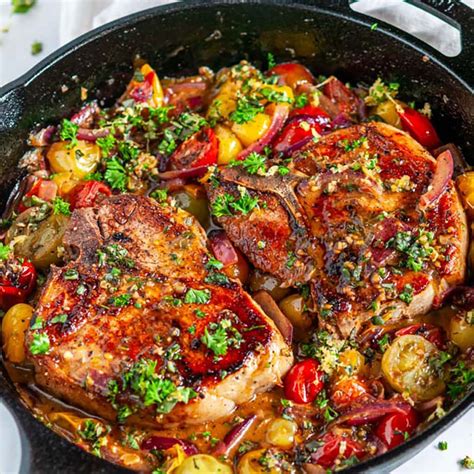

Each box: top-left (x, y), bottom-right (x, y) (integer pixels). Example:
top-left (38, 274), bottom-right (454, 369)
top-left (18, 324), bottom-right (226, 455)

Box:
top-left (253, 290), bottom-right (293, 343)
top-left (70, 102), bottom-right (100, 127)
top-left (237, 104), bottom-right (290, 161)
top-left (433, 143), bottom-right (468, 177)
top-left (158, 165), bottom-right (208, 181)
top-left (212, 415), bottom-right (256, 456)
top-left (331, 113), bottom-right (354, 129)
top-left (141, 436), bottom-right (198, 455)
top-left (208, 230), bottom-right (239, 266)
top-left (29, 125), bottom-right (56, 147)
top-left (76, 127), bottom-right (110, 142)
top-left (419, 149), bottom-right (453, 211)
top-left (330, 399), bottom-right (413, 427)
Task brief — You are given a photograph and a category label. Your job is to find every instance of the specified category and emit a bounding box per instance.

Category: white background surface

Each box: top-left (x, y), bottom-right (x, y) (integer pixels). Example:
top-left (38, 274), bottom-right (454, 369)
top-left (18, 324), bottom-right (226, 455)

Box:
top-left (0, 0), bottom-right (473, 473)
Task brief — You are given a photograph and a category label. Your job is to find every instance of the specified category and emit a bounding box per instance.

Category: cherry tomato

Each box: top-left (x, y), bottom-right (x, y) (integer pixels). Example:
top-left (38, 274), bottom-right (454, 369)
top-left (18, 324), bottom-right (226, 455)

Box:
top-left (268, 63), bottom-right (315, 89)
top-left (330, 376), bottom-right (369, 409)
top-left (395, 323), bottom-right (445, 350)
top-left (284, 359), bottom-right (324, 404)
top-left (126, 64), bottom-right (163, 107)
top-left (273, 114), bottom-right (331, 155)
top-left (289, 105), bottom-right (330, 119)
top-left (0, 260), bottom-right (37, 311)
top-left (323, 77), bottom-right (362, 119)
top-left (68, 181), bottom-right (112, 210)
top-left (18, 178), bottom-right (58, 213)
top-left (311, 433), bottom-right (365, 468)
top-left (375, 407), bottom-right (419, 449)
top-left (169, 128), bottom-right (218, 170)
top-left (398, 106), bottom-right (440, 149)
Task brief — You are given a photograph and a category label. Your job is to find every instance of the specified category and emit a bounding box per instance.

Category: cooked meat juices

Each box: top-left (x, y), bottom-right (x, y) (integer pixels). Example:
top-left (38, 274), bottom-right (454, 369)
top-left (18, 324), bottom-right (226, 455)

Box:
top-left (2, 58), bottom-right (473, 473)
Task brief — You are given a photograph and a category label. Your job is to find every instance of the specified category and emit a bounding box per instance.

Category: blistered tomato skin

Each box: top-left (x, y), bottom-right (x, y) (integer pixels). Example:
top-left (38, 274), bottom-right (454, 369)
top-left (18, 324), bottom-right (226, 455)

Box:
top-left (311, 433), bottom-right (365, 469)
top-left (375, 408), bottom-right (419, 449)
top-left (284, 359), bottom-right (324, 404)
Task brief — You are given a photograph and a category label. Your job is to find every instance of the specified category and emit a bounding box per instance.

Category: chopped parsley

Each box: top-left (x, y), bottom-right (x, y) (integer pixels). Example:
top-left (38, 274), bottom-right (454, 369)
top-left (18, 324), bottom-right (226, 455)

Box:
top-left (230, 96), bottom-right (264, 124)
top-left (31, 41), bottom-right (42, 55)
top-left (231, 189), bottom-right (259, 215)
top-left (438, 441), bottom-right (448, 451)
top-left (267, 52), bottom-right (276, 70)
top-left (260, 87), bottom-right (293, 104)
top-left (184, 288), bottom-right (211, 304)
top-left (121, 358), bottom-right (197, 414)
top-left (110, 294), bottom-right (132, 307)
top-left (77, 419), bottom-right (109, 457)
top-left (29, 333), bottom-right (50, 355)
top-left (97, 244), bottom-right (134, 269)
top-left (104, 157), bottom-right (127, 191)
top-left (150, 188), bottom-right (168, 203)
top-left (0, 243), bottom-right (11, 261)
top-left (52, 197), bottom-right (71, 216)
top-left (51, 313), bottom-right (68, 324)
top-left (229, 152), bottom-right (266, 175)
top-left (204, 272), bottom-right (229, 286)
top-left (211, 190), bottom-right (259, 217)
top-left (370, 22), bottom-right (378, 31)
top-left (201, 319), bottom-right (242, 358)
top-left (389, 230), bottom-right (435, 272)
top-left (399, 284), bottom-right (414, 304)
top-left (96, 133), bottom-right (116, 158)
top-left (295, 93), bottom-right (308, 108)
top-left (365, 78), bottom-right (399, 106)
top-left (447, 361), bottom-right (474, 399)
top-left (206, 257), bottom-right (224, 271)
top-left (64, 268), bottom-right (79, 280)
top-left (12, 0), bottom-right (36, 14)
top-left (59, 119), bottom-right (79, 148)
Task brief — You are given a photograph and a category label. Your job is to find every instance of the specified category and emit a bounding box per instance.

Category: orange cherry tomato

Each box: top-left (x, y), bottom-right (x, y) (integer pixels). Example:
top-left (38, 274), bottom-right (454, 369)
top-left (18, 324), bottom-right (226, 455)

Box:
top-left (330, 377), bottom-right (369, 409)
top-left (268, 63), bottom-right (315, 89)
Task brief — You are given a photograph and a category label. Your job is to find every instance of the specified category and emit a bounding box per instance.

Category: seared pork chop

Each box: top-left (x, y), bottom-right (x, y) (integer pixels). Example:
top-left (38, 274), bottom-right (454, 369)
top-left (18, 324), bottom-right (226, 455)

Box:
top-left (206, 122), bottom-right (467, 336)
top-left (25, 194), bottom-right (293, 426)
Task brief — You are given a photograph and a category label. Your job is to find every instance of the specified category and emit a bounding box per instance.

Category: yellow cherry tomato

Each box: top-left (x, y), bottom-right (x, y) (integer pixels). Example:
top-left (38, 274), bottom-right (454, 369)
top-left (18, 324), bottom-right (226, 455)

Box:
top-left (2, 303), bottom-right (34, 363)
top-left (214, 125), bottom-right (243, 164)
top-left (52, 172), bottom-right (81, 196)
top-left (382, 335), bottom-right (445, 401)
top-left (209, 80), bottom-right (240, 120)
top-left (278, 294), bottom-right (312, 339)
top-left (47, 140), bottom-right (101, 179)
top-left (174, 455), bottom-right (232, 474)
top-left (266, 418), bottom-right (297, 448)
top-left (232, 113), bottom-right (271, 147)
top-left (449, 311), bottom-right (474, 351)
top-left (338, 349), bottom-right (366, 376)
top-left (457, 172), bottom-right (474, 218)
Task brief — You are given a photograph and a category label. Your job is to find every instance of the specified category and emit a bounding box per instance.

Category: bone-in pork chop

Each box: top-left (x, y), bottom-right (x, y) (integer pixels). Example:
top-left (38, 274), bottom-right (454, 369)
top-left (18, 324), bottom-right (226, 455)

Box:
top-left (25, 194), bottom-right (293, 426)
top-left (206, 122), bottom-right (467, 337)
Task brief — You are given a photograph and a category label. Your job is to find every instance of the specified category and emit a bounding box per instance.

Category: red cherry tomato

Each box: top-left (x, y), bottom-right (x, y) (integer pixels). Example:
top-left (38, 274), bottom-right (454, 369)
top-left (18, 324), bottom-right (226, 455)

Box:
top-left (284, 359), bottom-right (324, 404)
top-left (395, 323), bottom-right (445, 350)
top-left (0, 260), bottom-right (37, 311)
top-left (268, 62), bottom-right (315, 89)
top-left (375, 407), bottom-right (419, 449)
top-left (312, 433), bottom-right (365, 468)
top-left (273, 114), bottom-right (332, 155)
top-left (68, 181), bottom-right (112, 210)
top-left (169, 128), bottom-right (218, 170)
top-left (18, 178), bottom-right (58, 213)
top-left (398, 106), bottom-right (441, 149)
top-left (289, 105), bottom-right (330, 119)
top-left (330, 377), bottom-right (370, 409)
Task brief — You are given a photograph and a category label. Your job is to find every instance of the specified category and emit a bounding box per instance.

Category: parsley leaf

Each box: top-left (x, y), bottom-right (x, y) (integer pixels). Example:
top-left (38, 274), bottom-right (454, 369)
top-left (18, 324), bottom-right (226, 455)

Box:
top-left (267, 52), bottom-right (276, 70)
top-left (59, 119), bottom-right (79, 148)
top-left (31, 41), bottom-right (42, 55)
top-left (12, 0), bottom-right (36, 14)
top-left (52, 197), bottom-right (71, 216)
top-left (295, 93), bottom-right (308, 108)
top-left (201, 319), bottom-right (242, 358)
top-left (229, 152), bottom-right (266, 175)
top-left (230, 96), bottom-right (264, 124)
top-left (104, 157), bottom-right (128, 191)
top-left (184, 288), bottom-right (211, 304)
top-left (0, 243), bottom-right (12, 261)
top-left (29, 333), bottom-right (50, 355)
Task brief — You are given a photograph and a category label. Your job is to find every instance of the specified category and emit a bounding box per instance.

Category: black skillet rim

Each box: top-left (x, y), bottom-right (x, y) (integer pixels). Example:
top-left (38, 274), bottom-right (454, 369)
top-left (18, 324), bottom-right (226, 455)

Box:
top-left (0, 1), bottom-right (473, 473)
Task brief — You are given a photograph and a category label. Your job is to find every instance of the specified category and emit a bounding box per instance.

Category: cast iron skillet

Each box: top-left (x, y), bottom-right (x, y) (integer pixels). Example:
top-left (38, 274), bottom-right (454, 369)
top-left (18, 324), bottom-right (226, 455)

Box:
top-left (0, 1), bottom-right (473, 473)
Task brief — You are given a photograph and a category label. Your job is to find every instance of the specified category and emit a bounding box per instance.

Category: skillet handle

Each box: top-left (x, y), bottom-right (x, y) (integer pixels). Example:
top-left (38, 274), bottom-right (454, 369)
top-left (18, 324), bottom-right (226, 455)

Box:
top-left (311, 0), bottom-right (473, 87)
